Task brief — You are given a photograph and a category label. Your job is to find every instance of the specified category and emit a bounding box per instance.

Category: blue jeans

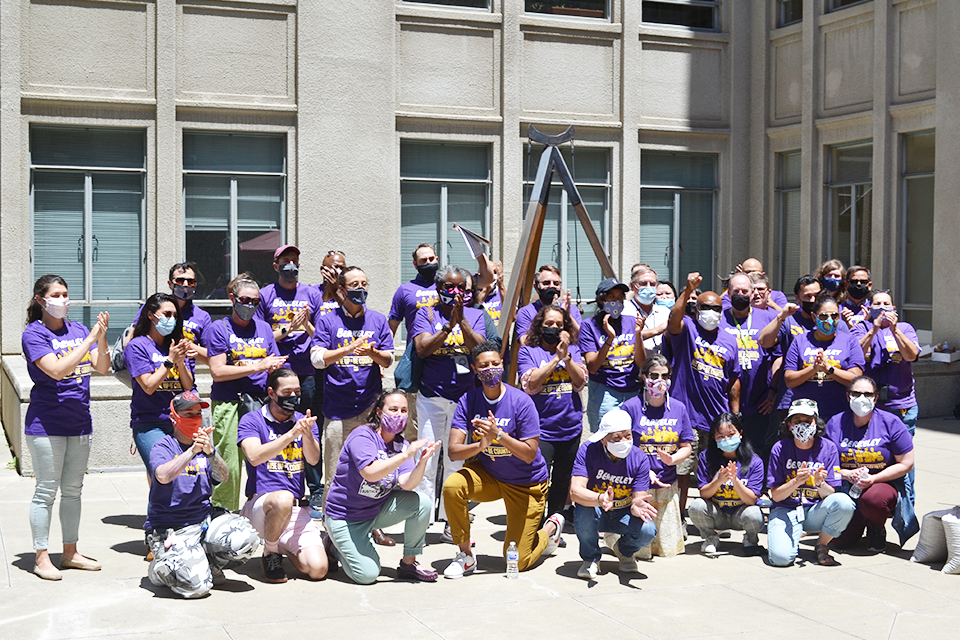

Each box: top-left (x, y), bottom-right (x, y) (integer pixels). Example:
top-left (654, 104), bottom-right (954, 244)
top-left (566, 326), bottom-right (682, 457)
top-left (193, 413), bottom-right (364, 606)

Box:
top-left (25, 435), bottom-right (91, 550)
top-left (585, 380), bottom-right (635, 433)
top-left (574, 504), bottom-right (657, 562)
top-left (898, 404), bottom-right (918, 507)
top-left (768, 494), bottom-right (856, 567)
top-left (133, 421), bottom-right (174, 470)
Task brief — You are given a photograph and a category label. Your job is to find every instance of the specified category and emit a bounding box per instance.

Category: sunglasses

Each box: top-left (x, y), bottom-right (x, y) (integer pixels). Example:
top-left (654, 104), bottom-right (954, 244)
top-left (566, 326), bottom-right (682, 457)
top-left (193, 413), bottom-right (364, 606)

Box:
top-left (646, 372), bottom-right (670, 380)
top-left (237, 296), bottom-right (260, 306)
top-left (326, 250), bottom-right (345, 257)
top-left (849, 278), bottom-right (870, 285)
top-left (173, 277), bottom-right (197, 286)
top-left (156, 311), bottom-right (177, 318)
top-left (699, 304), bottom-right (722, 312)
top-left (848, 390), bottom-right (876, 399)
top-left (817, 312), bottom-right (840, 320)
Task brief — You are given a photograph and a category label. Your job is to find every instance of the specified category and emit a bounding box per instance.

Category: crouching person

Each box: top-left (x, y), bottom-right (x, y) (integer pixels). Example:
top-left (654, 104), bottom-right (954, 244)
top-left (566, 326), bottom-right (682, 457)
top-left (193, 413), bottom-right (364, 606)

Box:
top-left (239, 368), bottom-right (328, 583)
top-left (146, 392), bottom-right (260, 599)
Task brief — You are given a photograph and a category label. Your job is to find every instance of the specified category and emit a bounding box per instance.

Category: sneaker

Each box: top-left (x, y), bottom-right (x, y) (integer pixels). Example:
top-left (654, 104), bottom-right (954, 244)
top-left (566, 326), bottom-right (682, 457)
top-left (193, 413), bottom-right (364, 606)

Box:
top-left (397, 560), bottom-right (438, 582)
top-left (742, 540), bottom-right (765, 557)
top-left (867, 526), bottom-right (887, 552)
top-left (208, 558), bottom-right (226, 586)
top-left (440, 523), bottom-right (454, 544)
top-left (261, 552), bottom-right (287, 584)
top-left (309, 494), bottom-right (323, 520)
top-left (558, 537), bottom-right (567, 549)
top-left (577, 560), bottom-right (599, 580)
top-left (542, 513), bottom-right (565, 556)
top-left (701, 534), bottom-right (720, 555)
top-left (442, 551), bottom-right (477, 579)
top-left (611, 540), bottom-right (641, 573)
top-left (323, 533), bottom-right (340, 574)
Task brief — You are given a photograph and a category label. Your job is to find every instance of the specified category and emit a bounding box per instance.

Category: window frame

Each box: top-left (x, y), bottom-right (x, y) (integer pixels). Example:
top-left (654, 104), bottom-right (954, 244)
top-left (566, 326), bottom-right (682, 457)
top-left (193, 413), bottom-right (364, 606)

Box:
top-left (641, 0), bottom-right (721, 32)
top-left (400, 0), bottom-right (492, 11)
top-left (827, 0), bottom-right (871, 14)
top-left (826, 140), bottom-right (873, 269)
top-left (899, 129), bottom-right (935, 342)
top-left (776, 149), bottom-right (802, 293)
top-left (524, 1), bottom-right (612, 21)
top-left (778, 0), bottom-right (803, 28)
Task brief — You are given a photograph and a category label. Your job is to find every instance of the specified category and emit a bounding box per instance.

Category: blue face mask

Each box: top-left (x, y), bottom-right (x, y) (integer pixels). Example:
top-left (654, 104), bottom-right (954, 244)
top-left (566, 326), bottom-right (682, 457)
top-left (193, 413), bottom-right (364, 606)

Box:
top-left (717, 435), bottom-right (741, 453)
top-left (155, 316), bottom-right (176, 337)
top-left (823, 277), bottom-right (842, 292)
top-left (816, 317), bottom-right (838, 336)
top-left (603, 300), bottom-right (624, 319)
top-left (636, 287), bottom-right (657, 306)
top-left (654, 298), bottom-right (675, 308)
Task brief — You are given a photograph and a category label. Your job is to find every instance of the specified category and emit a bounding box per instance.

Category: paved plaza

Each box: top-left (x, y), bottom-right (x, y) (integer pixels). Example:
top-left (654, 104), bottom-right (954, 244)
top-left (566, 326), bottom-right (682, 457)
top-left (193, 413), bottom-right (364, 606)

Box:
top-left (1, 417), bottom-right (959, 640)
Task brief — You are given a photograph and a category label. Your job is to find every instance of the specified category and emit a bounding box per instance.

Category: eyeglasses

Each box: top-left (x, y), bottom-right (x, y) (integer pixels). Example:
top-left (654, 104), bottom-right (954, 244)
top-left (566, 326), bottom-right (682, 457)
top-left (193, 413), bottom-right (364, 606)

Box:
top-left (173, 277), bottom-right (197, 286)
top-left (646, 372), bottom-right (671, 380)
top-left (699, 304), bottom-right (722, 312)
top-left (237, 297), bottom-right (260, 306)
top-left (817, 312), bottom-right (840, 320)
top-left (848, 390), bottom-right (876, 399)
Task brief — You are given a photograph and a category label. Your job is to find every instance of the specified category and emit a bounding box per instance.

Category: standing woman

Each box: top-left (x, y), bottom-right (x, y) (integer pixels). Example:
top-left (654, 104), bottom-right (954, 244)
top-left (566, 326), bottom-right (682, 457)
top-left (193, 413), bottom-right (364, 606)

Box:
top-left (815, 259), bottom-right (847, 304)
top-left (203, 274), bottom-right (287, 510)
top-left (22, 275), bottom-right (110, 580)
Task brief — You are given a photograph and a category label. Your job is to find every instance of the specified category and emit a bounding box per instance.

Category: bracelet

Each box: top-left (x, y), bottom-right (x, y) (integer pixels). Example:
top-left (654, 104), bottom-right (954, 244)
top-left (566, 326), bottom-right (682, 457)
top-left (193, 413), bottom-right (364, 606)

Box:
top-left (597, 492), bottom-right (601, 505)
top-left (496, 428), bottom-right (503, 441)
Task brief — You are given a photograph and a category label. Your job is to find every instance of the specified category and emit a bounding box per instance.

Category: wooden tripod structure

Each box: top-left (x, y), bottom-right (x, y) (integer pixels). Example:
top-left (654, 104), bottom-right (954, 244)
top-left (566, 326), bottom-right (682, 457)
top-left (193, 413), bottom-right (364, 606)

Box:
top-left (498, 125), bottom-right (616, 378)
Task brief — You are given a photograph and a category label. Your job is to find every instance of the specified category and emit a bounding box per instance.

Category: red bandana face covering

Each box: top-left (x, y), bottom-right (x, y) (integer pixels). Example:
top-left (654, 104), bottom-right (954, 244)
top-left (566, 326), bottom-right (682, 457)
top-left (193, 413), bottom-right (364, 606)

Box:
top-left (170, 403), bottom-right (203, 440)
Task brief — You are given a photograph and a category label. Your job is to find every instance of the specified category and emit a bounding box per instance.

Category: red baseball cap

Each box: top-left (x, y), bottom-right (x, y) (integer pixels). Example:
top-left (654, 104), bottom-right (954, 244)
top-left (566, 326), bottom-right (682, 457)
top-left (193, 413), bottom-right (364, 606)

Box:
top-left (274, 245), bottom-right (300, 261)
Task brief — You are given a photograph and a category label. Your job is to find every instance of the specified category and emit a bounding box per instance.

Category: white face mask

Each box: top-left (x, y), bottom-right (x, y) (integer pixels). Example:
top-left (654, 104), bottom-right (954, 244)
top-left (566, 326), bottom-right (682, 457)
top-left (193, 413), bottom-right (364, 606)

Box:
top-left (606, 439), bottom-right (633, 459)
top-left (697, 310), bottom-right (721, 331)
top-left (790, 421), bottom-right (817, 443)
top-left (43, 297), bottom-right (70, 319)
top-left (850, 395), bottom-right (875, 418)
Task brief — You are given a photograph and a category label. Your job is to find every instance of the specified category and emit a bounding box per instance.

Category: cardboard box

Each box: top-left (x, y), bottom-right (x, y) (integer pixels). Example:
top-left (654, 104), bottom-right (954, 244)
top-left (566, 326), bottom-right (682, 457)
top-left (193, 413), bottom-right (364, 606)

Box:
top-left (930, 350), bottom-right (960, 363)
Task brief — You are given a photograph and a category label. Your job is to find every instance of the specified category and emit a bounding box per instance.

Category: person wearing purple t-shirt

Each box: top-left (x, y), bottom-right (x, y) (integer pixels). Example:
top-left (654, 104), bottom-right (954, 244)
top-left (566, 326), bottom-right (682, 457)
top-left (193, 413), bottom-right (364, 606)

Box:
top-left (146, 392), bottom-right (259, 598)
top-left (514, 264), bottom-right (583, 344)
top-left (310, 266), bottom-right (394, 505)
top-left (826, 376), bottom-right (916, 552)
top-left (441, 343), bottom-right (564, 578)
top-left (620, 355), bottom-right (692, 558)
top-left (689, 413), bottom-right (765, 556)
top-left (840, 266), bottom-right (873, 331)
top-left (519, 305), bottom-right (588, 524)
top-left (784, 294), bottom-right (865, 423)
top-left (667, 272), bottom-right (741, 514)
top-left (324, 390), bottom-right (441, 584)
top-left (721, 258), bottom-right (789, 311)
top-left (570, 409), bottom-right (658, 580)
top-left (21, 275), bottom-right (112, 580)
top-left (238, 368), bottom-right (327, 584)
top-left (204, 274), bottom-right (287, 511)
top-left (767, 399), bottom-right (855, 567)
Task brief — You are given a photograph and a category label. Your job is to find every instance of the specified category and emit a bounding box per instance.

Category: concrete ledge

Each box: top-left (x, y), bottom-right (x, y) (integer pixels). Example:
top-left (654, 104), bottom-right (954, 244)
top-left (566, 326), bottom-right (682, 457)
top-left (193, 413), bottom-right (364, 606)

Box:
top-left (911, 358), bottom-right (960, 418)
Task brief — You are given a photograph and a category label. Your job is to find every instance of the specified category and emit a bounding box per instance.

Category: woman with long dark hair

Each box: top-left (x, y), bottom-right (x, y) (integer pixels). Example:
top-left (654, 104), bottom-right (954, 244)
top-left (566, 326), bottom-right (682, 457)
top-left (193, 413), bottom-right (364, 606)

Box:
top-left (22, 275), bottom-right (110, 580)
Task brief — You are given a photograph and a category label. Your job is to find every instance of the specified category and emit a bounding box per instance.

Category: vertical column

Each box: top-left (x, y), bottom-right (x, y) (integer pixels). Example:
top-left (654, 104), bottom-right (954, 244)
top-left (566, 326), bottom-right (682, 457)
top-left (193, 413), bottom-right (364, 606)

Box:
top-left (619, 0), bottom-right (642, 278)
top-left (0, 0), bottom-right (24, 353)
top-left (500, 0), bottom-right (523, 281)
top-left (725, 0), bottom-right (754, 270)
top-left (154, 0), bottom-right (177, 292)
top-left (870, 1), bottom-right (893, 287)
top-left (747, 2), bottom-right (771, 261)
top-left (799, 0), bottom-right (822, 274)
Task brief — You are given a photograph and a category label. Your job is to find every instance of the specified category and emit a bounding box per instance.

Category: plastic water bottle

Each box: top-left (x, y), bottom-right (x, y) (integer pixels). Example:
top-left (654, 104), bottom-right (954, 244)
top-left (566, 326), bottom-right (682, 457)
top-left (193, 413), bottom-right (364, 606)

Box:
top-left (849, 468), bottom-right (868, 499)
top-left (506, 541), bottom-right (519, 579)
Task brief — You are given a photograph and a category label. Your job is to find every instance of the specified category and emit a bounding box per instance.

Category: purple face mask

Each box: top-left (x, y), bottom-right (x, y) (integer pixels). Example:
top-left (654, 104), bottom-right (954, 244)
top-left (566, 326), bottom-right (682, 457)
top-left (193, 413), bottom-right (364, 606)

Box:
top-left (380, 412), bottom-right (407, 435)
top-left (477, 366), bottom-right (504, 388)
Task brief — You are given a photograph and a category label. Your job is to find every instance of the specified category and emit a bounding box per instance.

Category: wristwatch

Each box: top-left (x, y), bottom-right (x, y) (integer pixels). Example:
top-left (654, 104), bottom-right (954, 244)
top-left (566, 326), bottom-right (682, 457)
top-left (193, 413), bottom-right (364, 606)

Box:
top-left (280, 326), bottom-right (288, 336)
top-left (827, 366), bottom-right (836, 375)
top-left (441, 324), bottom-right (452, 333)
top-left (163, 360), bottom-right (174, 369)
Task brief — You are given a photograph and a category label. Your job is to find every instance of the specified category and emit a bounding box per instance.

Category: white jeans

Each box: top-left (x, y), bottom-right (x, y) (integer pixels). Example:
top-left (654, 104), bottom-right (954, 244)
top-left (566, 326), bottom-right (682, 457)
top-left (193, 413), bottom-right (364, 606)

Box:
top-left (26, 435), bottom-right (91, 550)
top-left (415, 393), bottom-right (461, 523)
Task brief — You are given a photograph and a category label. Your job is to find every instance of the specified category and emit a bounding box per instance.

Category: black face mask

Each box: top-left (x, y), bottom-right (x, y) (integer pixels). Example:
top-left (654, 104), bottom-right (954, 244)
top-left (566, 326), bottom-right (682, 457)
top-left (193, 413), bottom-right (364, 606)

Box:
top-left (801, 300), bottom-right (815, 315)
top-left (685, 300), bottom-right (698, 317)
top-left (537, 287), bottom-right (561, 306)
top-left (730, 294), bottom-right (751, 311)
top-left (173, 284), bottom-right (195, 301)
top-left (416, 263), bottom-right (439, 282)
top-left (279, 263), bottom-right (299, 283)
top-left (847, 283), bottom-right (869, 300)
top-left (345, 288), bottom-right (368, 306)
top-left (541, 326), bottom-right (562, 345)
top-left (275, 394), bottom-right (299, 413)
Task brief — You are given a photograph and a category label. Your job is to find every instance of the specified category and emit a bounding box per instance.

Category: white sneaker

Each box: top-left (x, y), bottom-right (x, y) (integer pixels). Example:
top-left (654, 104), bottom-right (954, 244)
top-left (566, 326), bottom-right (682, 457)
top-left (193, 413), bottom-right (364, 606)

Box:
top-left (542, 513), bottom-right (565, 556)
top-left (577, 560), bottom-right (599, 580)
top-left (701, 534), bottom-right (720, 555)
top-left (442, 551), bottom-right (477, 579)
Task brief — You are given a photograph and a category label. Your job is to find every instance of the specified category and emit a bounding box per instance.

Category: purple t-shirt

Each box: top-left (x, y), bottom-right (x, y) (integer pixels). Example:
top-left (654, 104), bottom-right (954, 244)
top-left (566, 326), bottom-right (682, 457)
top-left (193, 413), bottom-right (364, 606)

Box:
top-left (696, 450), bottom-right (765, 514)
top-left (133, 302), bottom-right (211, 350)
top-left (516, 300), bottom-right (582, 343)
top-left (825, 408), bottom-right (914, 472)
top-left (669, 315), bottom-right (741, 431)
top-left (257, 283), bottom-right (324, 375)
top-left (238, 407), bottom-right (310, 499)
top-left (22, 320), bottom-right (95, 437)
top-left (621, 395), bottom-right (694, 486)
top-left (775, 311), bottom-right (850, 410)
top-left (451, 385), bottom-right (549, 485)
top-left (313, 308), bottom-right (394, 420)
top-left (578, 315), bottom-right (641, 393)
top-left (517, 344), bottom-right (584, 442)
top-left (323, 426), bottom-right (414, 522)
top-left (412, 305), bottom-right (486, 401)
top-left (722, 289), bottom-right (788, 310)
top-left (124, 335), bottom-right (196, 427)
top-left (203, 317), bottom-right (279, 402)
top-left (784, 329), bottom-right (866, 421)
top-left (482, 288), bottom-right (503, 325)
top-left (146, 435), bottom-right (217, 531)
top-left (721, 308), bottom-right (780, 416)
top-left (767, 437), bottom-right (842, 509)
top-left (572, 440), bottom-right (650, 510)
top-left (389, 276), bottom-right (437, 340)
top-left (852, 322), bottom-right (919, 411)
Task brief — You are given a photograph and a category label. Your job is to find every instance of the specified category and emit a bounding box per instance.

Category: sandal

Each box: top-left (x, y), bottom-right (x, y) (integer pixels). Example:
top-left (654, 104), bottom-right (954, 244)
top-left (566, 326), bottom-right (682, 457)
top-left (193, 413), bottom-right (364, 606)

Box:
top-left (814, 544), bottom-right (840, 566)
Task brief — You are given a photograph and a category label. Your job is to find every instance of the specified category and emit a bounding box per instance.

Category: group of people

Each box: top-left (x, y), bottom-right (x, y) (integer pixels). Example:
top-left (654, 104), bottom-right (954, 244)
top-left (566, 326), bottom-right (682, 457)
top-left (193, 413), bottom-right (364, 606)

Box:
top-left (21, 242), bottom-right (921, 594)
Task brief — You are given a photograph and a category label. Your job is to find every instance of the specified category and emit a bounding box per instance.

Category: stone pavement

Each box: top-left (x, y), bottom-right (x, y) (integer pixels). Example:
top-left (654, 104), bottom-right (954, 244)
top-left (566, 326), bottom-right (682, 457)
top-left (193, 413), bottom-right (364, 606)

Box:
top-left (1, 417), bottom-right (960, 640)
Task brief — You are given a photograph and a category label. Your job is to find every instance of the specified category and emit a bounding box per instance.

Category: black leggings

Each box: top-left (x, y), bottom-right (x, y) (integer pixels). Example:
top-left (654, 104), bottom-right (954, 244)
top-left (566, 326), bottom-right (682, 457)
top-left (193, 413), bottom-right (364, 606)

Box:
top-left (538, 436), bottom-right (580, 519)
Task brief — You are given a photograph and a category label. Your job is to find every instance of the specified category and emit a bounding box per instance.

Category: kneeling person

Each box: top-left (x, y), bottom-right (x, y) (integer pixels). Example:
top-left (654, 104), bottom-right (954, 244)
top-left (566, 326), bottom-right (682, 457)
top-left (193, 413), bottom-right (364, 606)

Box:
top-left (571, 409), bottom-right (658, 579)
top-left (239, 368), bottom-right (327, 583)
top-left (146, 392), bottom-right (260, 598)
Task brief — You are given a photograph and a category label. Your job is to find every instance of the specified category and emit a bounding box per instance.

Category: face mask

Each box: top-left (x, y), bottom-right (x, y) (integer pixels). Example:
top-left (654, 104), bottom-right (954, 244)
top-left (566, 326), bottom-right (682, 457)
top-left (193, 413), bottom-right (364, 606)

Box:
top-left (801, 300), bottom-right (815, 315)
top-left (606, 439), bottom-right (633, 459)
top-left (477, 366), bottom-right (504, 388)
top-left (850, 395), bottom-right (875, 417)
top-left (730, 294), bottom-right (751, 312)
top-left (636, 287), bottom-right (657, 306)
top-left (870, 305), bottom-right (893, 320)
top-left (170, 405), bottom-right (203, 440)
top-left (279, 262), bottom-right (299, 283)
top-left (438, 287), bottom-right (462, 306)
top-left (462, 290), bottom-right (474, 306)
top-left (275, 394), bottom-right (300, 413)
top-left (234, 302), bottom-right (257, 322)
top-left (416, 263), bottom-right (439, 282)
top-left (541, 326), bottom-right (562, 345)
top-left (155, 316), bottom-right (177, 337)
top-left (538, 286), bottom-right (561, 306)
top-left (43, 297), bottom-right (70, 319)
top-left (697, 310), bottom-right (721, 331)
top-left (380, 412), bottom-right (408, 435)
top-left (823, 277), bottom-right (842, 292)
top-left (644, 377), bottom-right (670, 399)
top-left (345, 288), bottom-right (368, 306)
top-left (173, 284), bottom-right (195, 301)
top-left (603, 300), bottom-right (624, 319)
top-left (655, 298), bottom-right (675, 309)
top-left (717, 436), bottom-right (741, 453)
top-left (848, 283), bottom-right (869, 300)
top-left (685, 300), bottom-right (698, 317)
top-left (790, 421), bottom-right (817, 443)
top-left (816, 317), bottom-right (838, 336)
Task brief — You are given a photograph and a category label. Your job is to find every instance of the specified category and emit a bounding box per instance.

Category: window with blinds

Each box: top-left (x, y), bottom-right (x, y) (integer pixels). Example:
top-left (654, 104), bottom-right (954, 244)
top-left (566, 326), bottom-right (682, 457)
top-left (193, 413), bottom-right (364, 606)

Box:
top-left (828, 141), bottom-right (873, 270)
top-left (901, 130), bottom-right (935, 341)
top-left (777, 150), bottom-right (802, 292)
top-left (30, 125), bottom-right (145, 341)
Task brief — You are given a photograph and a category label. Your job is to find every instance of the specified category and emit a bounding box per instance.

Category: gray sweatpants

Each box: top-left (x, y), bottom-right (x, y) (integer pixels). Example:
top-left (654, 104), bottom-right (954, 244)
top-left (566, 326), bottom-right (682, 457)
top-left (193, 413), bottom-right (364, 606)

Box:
top-left (688, 499), bottom-right (764, 545)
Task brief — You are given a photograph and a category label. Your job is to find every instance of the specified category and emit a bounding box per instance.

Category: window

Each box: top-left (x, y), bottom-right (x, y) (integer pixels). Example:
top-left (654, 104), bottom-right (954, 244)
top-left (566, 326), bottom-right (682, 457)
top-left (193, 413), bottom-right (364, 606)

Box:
top-left (522, 146), bottom-right (611, 301)
top-left (30, 125), bottom-right (146, 342)
top-left (642, 0), bottom-right (719, 30)
top-left (404, 0), bottom-right (490, 8)
top-left (901, 131), bottom-right (935, 342)
top-left (183, 132), bottom-right (286, 301)
top-left (400, 142), bottom-right (491, 286)
top-left (777, 150), bottom-right (802, 293)
top-left (827, 141), bottom-right (872, 269)
top-left (779, 0), bottom-right (803, 27)
top-left (639, 151), bottom-right (718, 287)
top-left (828, 0), bottom-right (870, 13)
top-left (525, 1), bottom-right (609, 19)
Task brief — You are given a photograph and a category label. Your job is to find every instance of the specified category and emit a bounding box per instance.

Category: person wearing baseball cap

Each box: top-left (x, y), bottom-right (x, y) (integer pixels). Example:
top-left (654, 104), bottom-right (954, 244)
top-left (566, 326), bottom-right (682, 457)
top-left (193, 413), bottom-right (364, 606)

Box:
top-left (570, 409), bottom-right (658, 580)
top-left (145, 391), bottom-right (260, 598)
